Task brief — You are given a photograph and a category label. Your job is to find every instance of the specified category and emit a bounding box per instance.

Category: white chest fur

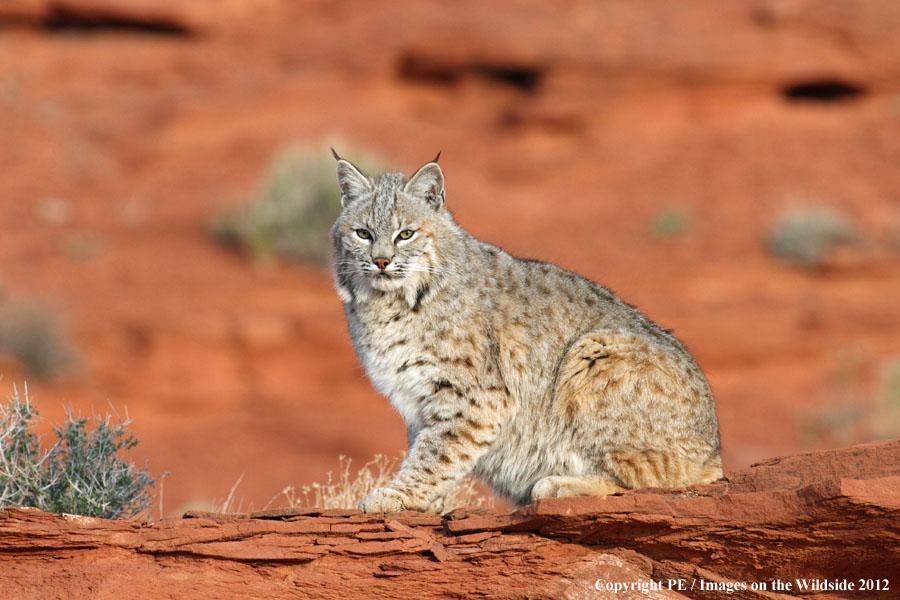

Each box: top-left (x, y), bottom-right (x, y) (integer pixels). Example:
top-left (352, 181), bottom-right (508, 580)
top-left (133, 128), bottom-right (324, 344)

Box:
top-left (348, 309), bottom-right (433, 432)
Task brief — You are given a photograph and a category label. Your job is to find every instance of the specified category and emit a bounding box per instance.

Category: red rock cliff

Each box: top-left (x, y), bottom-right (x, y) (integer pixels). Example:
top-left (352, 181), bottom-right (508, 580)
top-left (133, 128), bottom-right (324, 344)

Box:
top-left (2, 439), bottom-right (899, 599)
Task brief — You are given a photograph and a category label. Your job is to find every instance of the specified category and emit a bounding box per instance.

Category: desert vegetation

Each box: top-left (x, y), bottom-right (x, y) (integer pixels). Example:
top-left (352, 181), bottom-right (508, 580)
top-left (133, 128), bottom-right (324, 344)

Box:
top-left (801, 355), bottom-right (900, 449)
top-left (0, 297), bottom-right (74, 380)
top-left (0, 386), bottom-right (159, 519)
top-left (648, 206), bottom-right (691, 239)
top-left (3, 1), bottom-right (900, 597)
top-left (276, 454), bottom-right (493, 513)
top-left (767, 206), bottom-right (856, 268)
top-left (212, 146), bottom-right (381, 266)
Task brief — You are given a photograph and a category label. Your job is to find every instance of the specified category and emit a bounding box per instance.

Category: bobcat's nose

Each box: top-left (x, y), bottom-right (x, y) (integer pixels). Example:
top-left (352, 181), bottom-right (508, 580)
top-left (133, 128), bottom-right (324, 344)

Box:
top-left (373, 257), bottom-right (391, 271)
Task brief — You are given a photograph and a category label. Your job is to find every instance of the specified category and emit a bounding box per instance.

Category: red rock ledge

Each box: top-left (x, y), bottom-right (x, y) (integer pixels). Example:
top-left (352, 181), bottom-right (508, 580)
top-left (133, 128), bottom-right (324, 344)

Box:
top-left (2, 439), bottom-right (899, 600)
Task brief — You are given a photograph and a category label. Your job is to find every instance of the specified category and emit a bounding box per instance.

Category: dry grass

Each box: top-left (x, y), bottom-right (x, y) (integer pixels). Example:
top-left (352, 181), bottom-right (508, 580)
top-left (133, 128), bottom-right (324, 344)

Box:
top-left (275, 454), bottom-right (495, 513)
top-left (209, 473), bottom-right (246, 514)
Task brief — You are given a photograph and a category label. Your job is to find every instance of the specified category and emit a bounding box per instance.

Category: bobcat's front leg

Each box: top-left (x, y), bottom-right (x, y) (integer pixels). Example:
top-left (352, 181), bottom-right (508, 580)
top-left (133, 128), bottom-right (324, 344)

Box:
top-left (359, 384), bottom-right (505, 513)
top-left (359, 423), bottom-right (488, 512)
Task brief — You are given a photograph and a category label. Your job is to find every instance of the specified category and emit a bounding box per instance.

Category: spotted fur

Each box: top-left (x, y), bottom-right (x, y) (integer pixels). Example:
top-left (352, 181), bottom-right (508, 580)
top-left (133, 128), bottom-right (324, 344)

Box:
top-left (331, 154), bottom-right (722, 512)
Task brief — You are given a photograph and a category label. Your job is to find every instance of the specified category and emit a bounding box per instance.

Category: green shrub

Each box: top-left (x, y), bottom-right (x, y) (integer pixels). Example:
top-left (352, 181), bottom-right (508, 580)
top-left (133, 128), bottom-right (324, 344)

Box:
top-left (212, 146), bottom-right (380, 265)
top-left (0, 386), bottom-right (159, 519)
top-left (767, 207), bottom-right (856, 268)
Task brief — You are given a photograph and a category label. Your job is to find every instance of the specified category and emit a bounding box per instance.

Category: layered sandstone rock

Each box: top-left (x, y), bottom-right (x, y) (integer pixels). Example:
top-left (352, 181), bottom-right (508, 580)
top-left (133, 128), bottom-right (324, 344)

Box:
top-left (2, 439), bottom-right (898, 599)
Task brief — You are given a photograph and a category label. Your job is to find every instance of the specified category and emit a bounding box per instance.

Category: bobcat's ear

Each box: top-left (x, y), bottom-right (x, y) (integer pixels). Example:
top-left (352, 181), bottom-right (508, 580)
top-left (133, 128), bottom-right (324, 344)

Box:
top-left (334, 153), bottom-right (373, 207)
top-left (404, 159), bottom-right (444, 210)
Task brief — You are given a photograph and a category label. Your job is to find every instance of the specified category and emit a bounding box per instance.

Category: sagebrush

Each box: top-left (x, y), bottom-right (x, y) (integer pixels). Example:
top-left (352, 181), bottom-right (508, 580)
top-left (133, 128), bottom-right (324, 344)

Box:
top-left (0, 299), bottom-right (74, 380)
top-left (767, 206), bottom-right (856, 268)
top-left (212, 145), bottom-right (381, 265)
top-left (0, 386), bottom-right (159, 519)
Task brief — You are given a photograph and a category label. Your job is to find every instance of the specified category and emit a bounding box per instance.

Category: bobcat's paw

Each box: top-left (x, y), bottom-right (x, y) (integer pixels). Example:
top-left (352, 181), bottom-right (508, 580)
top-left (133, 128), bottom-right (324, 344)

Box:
top-left (530, 475), bottom-right (624, 501)
top-left (359, 487), bottom-right (409, 513)
top-left (531, 476), bottom-right (572, 500)
top-left (424, 494), bottom-right (445, 514)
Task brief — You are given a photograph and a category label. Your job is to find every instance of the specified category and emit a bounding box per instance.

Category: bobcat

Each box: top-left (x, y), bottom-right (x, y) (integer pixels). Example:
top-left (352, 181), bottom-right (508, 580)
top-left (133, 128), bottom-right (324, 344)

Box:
top-left (330, 151), bottom-right (722, 513)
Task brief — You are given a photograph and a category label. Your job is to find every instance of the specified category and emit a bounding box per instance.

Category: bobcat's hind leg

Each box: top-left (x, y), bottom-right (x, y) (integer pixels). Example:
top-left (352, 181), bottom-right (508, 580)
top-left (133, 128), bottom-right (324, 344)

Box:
top-left (552, 329), bottom-right (721, 490)
top-left (699, 453), bottom-right (724, 484)
top-left (530, 449), bottom-right (721, 502)
top-left (531, 475), bottom-right (625, 501)
top-left (606, 449), bottom-right (707, 489)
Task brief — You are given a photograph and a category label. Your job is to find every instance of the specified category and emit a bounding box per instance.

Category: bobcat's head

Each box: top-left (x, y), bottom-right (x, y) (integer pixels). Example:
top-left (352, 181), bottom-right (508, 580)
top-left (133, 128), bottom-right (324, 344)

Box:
top-left (331, 152), bottom-right (457, 308)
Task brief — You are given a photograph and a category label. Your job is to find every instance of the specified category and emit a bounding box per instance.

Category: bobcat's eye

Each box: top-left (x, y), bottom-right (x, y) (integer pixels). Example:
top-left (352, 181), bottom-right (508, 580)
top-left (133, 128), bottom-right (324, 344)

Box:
top-left (396, 229), bottom-right (415, 241)
top-left (355, 229), bottom-right (372, 241)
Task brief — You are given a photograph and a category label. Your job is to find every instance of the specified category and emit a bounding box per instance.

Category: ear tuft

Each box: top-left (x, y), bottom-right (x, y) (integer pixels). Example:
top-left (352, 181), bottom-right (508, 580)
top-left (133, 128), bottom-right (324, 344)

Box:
top-left (335, 158), bottom-right (373, 207)
top-left (330, 147), bottom-right (342, 161)
top-left (404, 161), bottom-right (445, 209)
